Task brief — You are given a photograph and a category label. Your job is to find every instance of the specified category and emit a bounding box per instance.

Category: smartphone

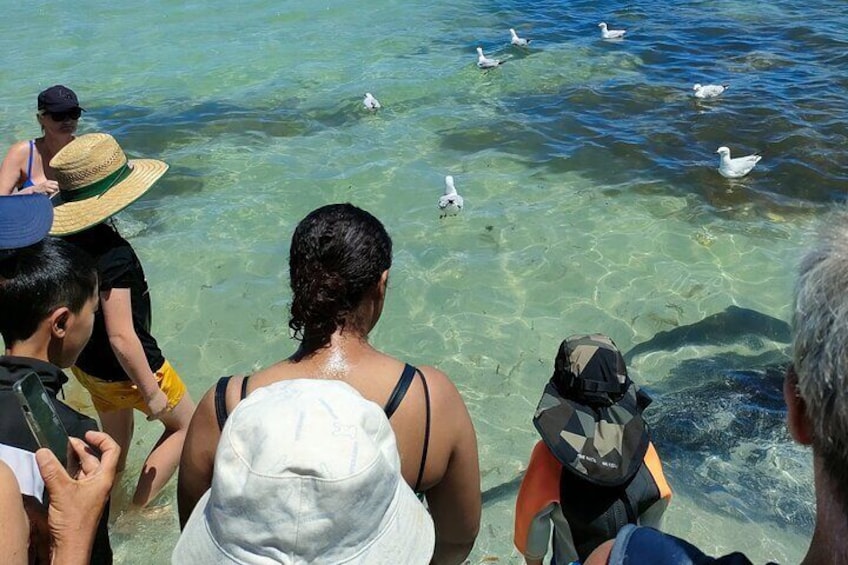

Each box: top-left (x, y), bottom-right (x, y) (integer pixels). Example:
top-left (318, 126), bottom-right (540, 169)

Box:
top-left (13, 372), bottom-right (70, 467)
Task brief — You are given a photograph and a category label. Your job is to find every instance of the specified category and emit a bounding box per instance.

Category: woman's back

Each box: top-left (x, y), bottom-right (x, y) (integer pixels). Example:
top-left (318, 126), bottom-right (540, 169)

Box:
top-left (178, 203), bottom-right (481, 565)
top-left (246, 345), bottom-right (474, 494)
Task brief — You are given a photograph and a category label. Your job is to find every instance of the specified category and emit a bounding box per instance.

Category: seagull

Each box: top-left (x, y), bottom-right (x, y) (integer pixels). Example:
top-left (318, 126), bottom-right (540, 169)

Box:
top-left (716, 146), bottom-right (762, 178)
top-left (363, 92), bottom-right (381, 111)
top-left (598, 22), bottom-right (626, 39)
top-left (438, 176), bottom-right (464, 217)
top-left (510, 28), bottom-right (530, 47)
top-left (476, 47), bottom-right (504, 69)
top-left (693, 83), bottom-right (729, 99)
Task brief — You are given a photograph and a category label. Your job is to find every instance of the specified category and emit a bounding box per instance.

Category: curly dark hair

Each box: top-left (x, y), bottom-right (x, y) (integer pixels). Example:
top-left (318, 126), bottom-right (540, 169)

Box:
top-left (288, 203), bottom-right (392, 352)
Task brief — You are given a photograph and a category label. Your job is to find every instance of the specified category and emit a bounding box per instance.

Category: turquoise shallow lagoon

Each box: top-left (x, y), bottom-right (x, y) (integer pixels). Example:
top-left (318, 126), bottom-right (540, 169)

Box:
top-left (4, 0), bottom-right (846, 561)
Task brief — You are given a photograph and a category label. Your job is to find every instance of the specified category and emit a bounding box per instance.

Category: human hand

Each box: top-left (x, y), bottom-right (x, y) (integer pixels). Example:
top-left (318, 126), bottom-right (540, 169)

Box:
top-left (35, 431), bottom-right (120, 564)
top-left (29, 180), bottom-right (59, 195)
top-left (145, 388), bottom-right (170, 421)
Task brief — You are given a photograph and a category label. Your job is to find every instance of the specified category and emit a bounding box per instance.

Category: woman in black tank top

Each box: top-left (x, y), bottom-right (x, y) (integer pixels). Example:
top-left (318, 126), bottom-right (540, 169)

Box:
top-left (178, 204), bottom-right (481, 564)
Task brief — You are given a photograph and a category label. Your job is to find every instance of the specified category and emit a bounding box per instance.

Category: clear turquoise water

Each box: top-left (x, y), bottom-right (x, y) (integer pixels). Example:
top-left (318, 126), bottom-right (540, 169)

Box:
top-left (4, 0), bottom-right (844, 561)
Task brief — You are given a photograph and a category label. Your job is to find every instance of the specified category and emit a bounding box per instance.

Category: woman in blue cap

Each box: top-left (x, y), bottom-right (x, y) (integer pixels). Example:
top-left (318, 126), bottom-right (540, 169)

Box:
top-left (0, 85), bottom-right (84, 196)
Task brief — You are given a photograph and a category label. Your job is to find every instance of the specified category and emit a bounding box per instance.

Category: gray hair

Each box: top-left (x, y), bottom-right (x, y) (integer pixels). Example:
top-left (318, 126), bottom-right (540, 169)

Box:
top-left (793, 210), bottom-right (848, 479)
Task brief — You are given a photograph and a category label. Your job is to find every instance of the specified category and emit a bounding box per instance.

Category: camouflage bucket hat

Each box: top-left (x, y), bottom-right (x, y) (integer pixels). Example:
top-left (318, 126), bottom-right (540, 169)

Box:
top-left (533, 334), bottom-right (652, 487)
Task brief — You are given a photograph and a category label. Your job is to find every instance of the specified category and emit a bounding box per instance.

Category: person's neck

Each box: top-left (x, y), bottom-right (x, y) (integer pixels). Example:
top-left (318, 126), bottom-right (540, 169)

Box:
top-left (41, 133), bottom-right (73, 158)
top-left (802, 460), bottom-right (848, 565)
top-left (5, 338), bottom-right (51, 365)
top-left (292, 329), bottom-right (373, 371)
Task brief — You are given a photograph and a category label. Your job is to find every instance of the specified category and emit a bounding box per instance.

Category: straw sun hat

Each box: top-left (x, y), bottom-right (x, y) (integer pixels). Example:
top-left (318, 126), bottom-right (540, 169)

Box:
top-left (49, 133), bottom-right (168, 236)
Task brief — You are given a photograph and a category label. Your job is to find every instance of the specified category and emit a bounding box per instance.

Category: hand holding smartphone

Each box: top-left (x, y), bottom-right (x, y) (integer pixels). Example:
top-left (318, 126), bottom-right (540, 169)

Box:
top-left (13, 372), bottom-right (70, 468)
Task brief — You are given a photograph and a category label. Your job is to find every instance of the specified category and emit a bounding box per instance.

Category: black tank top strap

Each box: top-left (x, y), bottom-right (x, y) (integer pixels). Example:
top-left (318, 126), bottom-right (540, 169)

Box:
top-left (213, 375), bottom-right (251, 432)
top-left (384, 363), bottom-right (416, 419)
top-left (214, 376), bottom-right (234, 432)
top-left (382, 364), bottom-right (431, 494)
top-left (414, 368), bottom-right (431, 494)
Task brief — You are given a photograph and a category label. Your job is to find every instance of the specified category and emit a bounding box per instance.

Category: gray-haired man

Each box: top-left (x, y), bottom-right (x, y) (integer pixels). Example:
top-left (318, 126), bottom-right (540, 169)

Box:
top-left (586, 212), bottom-right (848, 564)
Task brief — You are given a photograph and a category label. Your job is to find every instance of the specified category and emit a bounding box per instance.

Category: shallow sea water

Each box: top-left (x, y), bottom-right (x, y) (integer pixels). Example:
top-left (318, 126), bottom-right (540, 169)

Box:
top-left (3, 0), bottom-right (846, 562)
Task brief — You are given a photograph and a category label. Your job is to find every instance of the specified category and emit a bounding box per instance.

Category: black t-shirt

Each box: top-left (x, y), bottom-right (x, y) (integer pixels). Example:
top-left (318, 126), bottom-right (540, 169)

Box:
top-left (63, 223), bottom-right (165, 382)
top-left (0, 356), bottom-right (113, 564)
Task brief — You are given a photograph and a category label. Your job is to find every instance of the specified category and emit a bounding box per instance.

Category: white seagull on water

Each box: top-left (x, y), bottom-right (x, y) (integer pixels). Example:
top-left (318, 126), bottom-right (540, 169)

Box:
top-left (438, 176), bottom-right (464, 217)
top-left (693, 83), bottom-right (729, 99)
top-left (363, 92), bottom-right (381, 111)
top-left (716, 146), bottom-right (762, 178)
top-left (476, 47), bottom-right (504, 69)
top-left (510, 28), bottom-right (530, 47)
top-left (598, 22), bottom-right (626, 39)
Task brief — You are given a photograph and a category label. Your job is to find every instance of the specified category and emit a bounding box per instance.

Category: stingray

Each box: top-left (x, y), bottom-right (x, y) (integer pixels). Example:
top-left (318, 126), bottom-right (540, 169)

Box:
top-left (624, 305), bottom-right (791, 363)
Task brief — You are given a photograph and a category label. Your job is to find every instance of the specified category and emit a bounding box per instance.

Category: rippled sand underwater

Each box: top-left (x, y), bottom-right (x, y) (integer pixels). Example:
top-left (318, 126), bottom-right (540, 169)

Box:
top-left (3, 0), bottom-right (846, 561)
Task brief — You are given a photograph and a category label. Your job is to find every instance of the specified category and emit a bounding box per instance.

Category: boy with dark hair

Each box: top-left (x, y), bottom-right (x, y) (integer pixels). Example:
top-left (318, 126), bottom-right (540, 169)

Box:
top-left (514, 333), bottom-right (671, 564)
top-left (0, 220), bottom-right (113, 563)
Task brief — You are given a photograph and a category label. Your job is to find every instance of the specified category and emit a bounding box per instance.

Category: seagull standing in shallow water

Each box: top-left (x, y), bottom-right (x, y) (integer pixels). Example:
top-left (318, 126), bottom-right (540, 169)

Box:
top-left (716, 146), bottom-right (762, 178)
top-left (510, 28), bottom-right (530, 47)
top-left (476, 47), bottom-right (503, 68)
top-left (363, 92), bottom-right (381, 111)
top-left (438, 176), bottom-right (464, 217)
top-left (693, 83), bottom-right (729, 99)
top-left (598, 22), bottom-right (626, 39)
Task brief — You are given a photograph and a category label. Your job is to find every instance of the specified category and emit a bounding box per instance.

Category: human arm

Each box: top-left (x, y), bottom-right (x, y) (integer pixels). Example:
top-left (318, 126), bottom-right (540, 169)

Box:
top-left (584, 540), bottom-right (614, 565)
top-left (36, 430), bottom-right (120, 565)
top-left (0, 461), bottom-right (29, 565)
top-left (514, 442), bottom-right (570, 565)
top-left (420, 369), bottom-right (481, 565)
top-left (100, 287), bottom-right (169, 419)
top-left (177, 385), bottom-right (220, 528)
top-left (0, 141), bottom-right (57, 195)
top-left (638, 498), bottom-right (669, 529)
top-left (638, 442), bottom-right (671, 529)
top-left (0, 142), bottom-right (28, 195)
top-left (515, 498), bottom-right (556, 565)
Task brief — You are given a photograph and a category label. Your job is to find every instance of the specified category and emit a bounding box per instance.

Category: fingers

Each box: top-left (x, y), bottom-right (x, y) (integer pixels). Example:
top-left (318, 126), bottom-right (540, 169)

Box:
top-left (68, 437), bottom-right (101, 477)
top-left (146, 409), bottom-right (168, 422)
top-left (37, 181), bottom-right (59, 195)
top-left (145, 398), bottom-right (171, 422)
top-left (35, 448), bottom-right (70, 490)
top-left (82, 431), bottom-right (121, 476)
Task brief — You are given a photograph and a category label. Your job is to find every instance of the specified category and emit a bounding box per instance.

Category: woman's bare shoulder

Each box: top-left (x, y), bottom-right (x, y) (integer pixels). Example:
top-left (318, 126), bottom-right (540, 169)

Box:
top-left (3, 140), bottom-right (31, 161)
top-left (415, 364), bottom-right (471, 416)
top-left (190, 382), bottom-right (221, 431)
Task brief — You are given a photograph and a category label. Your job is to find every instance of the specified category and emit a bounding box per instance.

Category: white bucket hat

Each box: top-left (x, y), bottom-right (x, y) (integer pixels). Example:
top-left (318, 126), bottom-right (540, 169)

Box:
top-left (172, 379), bottom-right (435, 564)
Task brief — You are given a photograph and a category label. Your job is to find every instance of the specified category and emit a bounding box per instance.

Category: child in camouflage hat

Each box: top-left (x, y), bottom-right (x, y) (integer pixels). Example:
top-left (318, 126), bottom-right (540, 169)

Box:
top-left (513, 333), bottom-right (672, 564)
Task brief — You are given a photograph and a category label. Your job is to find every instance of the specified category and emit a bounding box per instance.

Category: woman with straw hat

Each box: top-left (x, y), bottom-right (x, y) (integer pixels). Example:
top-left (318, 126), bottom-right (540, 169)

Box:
top-left (0, 85), bottom-right (85, 196)
top-left (50, 132), bottom-right (196, 507)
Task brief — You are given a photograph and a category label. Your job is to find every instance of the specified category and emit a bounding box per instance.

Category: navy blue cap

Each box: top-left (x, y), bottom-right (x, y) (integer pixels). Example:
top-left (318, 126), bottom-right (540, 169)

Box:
top-left (0, 194), bottom-right (54, 250)
top-left (37, 85), bottom-right (84, 113)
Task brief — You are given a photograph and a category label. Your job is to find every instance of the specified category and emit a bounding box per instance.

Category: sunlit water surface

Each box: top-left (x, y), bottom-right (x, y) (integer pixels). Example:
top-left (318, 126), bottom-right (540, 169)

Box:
top-left (4, 0), bottom-right (847, 562)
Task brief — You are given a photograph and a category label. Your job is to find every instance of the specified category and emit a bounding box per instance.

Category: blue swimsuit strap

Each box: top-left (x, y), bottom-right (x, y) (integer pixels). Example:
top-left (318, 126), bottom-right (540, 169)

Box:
top-left (21, 140), bottom-right (35, 188)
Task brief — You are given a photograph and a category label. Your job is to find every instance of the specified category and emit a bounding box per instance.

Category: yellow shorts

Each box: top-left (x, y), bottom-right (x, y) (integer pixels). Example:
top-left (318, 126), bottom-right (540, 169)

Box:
top-left (71, 360), bottom-right (187, 416)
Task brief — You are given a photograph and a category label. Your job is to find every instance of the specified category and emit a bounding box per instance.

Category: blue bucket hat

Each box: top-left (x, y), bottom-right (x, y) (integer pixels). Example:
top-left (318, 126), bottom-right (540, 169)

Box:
top-left (0, 194), bottom-right (54, 251)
